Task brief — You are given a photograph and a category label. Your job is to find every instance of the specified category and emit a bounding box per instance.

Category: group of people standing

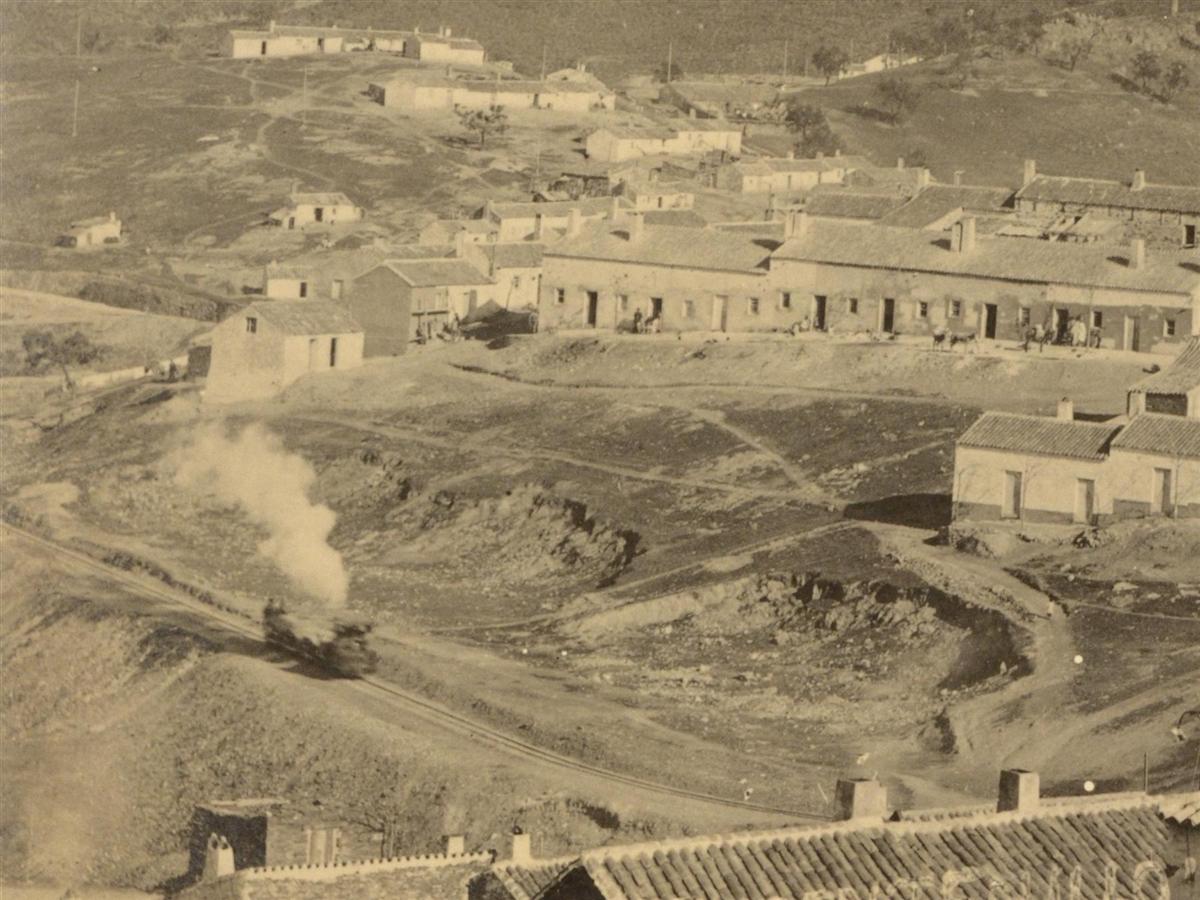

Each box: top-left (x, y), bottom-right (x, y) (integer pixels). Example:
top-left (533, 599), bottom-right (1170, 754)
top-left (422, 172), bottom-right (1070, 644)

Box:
top-left (631, 308), bottom-right (662, 335)
top-left (1022, 314), bottom-right (1101, 352)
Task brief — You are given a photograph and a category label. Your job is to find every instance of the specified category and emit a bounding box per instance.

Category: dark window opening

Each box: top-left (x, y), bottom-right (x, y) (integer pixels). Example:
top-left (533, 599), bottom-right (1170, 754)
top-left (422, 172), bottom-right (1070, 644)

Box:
top-left (246, 317), bottom-right (258, 333)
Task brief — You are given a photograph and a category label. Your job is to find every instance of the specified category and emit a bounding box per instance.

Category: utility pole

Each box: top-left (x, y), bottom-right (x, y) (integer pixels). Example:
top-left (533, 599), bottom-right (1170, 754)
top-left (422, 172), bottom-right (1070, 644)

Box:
top-left (540, 42), bottom-right (547, 81)
top-left (72, 79), bottom-right (80, 138)
top-left (76, 6), bottom-right (82, 57)
top-left (667, 41), bottom-right (673, 83)
top-left (782, 40), bottom-right (788, 80)
top-left (301, 66), bottom-right (308, 129)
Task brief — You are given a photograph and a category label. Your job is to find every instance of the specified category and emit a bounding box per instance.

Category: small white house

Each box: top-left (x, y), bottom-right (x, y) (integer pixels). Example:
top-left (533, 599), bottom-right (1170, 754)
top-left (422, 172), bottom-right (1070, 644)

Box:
top-left (263, 263), bottom-right (312, 300)
top-left (269, 192), bottom-right (363, 230)
top-left (585, 123), bottom-right (742, 163)
top-left (206, 301), bottom-right (363, 401)
top-left (57, 211), bottom-right (121, 249)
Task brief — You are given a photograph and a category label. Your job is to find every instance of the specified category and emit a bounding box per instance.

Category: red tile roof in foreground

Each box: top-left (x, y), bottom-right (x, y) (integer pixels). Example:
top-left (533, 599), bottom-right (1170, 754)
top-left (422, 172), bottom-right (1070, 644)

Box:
top-left (957, 412), bottom-right (1120, 460)
top-left (495, 793), bottom-right (1194, 900)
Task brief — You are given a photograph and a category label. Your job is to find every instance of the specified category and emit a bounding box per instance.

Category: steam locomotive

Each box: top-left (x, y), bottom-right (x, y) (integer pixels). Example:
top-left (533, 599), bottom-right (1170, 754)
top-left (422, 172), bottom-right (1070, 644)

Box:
top-left (262, 599), bottom-right (380, 678)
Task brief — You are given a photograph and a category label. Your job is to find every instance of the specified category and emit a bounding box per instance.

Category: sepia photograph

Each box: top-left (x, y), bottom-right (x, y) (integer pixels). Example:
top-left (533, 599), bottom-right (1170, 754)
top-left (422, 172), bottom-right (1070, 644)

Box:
top-left (0, 0), bottom-right (1198, 896)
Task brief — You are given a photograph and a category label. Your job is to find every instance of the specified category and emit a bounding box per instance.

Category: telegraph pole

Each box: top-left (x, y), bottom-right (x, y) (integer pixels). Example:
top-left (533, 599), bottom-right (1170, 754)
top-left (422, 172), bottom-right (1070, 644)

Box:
top-left (540, 42), bottom-right (547, 81)
top-left (783, 40), bottom-right (788, 80)
top-left (301, 66), bottom-right (308, 129)
top-left (667, 41), bottom-right (673, 83)
top-left (72, 80), bottom-right (80, 138)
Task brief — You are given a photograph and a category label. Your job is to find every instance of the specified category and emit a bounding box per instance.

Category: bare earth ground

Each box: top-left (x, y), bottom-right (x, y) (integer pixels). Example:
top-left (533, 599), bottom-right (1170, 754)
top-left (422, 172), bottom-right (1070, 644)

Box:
top-left (3, 331), bottom-right (1197, 890)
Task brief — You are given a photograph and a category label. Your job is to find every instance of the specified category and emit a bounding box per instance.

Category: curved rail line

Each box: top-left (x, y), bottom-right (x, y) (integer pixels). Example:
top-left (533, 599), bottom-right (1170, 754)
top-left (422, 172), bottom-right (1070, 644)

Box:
top-left (3, 523), bottom-right (830, 822)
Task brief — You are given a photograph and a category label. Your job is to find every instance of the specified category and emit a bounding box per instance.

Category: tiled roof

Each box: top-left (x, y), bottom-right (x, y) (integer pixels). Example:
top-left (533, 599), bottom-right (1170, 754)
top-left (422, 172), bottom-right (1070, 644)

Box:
top-left (771, 220), bottom-right (1200, 294)
top-left (593, 125), bottom-right (679, 141)
top-left (1157, 791), bottom-right (1200, 827)
top-left (382, 258), bottom-right (492, 287)
top-left (458, 79), bottom-right (608, 95)
top-left (878, 184), bottom-right (1015, 229)
top-left (1016, 174), bottom-right (1200, 215)
top-left (1111, 413), bottom-right (1200, 459)
top-left (804, 191), bottom-right (903, 220)
top-left (516, 795), bottom-right (1172, 899)
top-left (546, 222), bottom-right (775, 273)
top-left (642, 209), bottom-right (708, 228)
top-left (712, 221), bottom-right (786, 238)
top-left (480, 242), bottom-right (544, 268)
top-left (488, 197), bottom-right (619, 219)
top-left (70, 215), bottom-right (118, 228)
top-left (846, 166), bottom-right (929, 192)
top-left (245, 300), bottom-right (361, 336)
top-left (291, 192), bottom-right (357, 207)
top-left (957, 412), bottom-right (1120, 460)
top-left (1133, 337), bottom-right (1200, 395)
top-left (385, 242), bottom-right (456, 260)
top-left (488, 857), bottom-right (577, 900)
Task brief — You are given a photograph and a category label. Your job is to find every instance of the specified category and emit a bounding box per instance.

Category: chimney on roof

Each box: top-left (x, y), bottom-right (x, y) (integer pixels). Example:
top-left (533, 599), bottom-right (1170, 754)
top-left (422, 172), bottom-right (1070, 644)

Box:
top-left (953, 170), bottom-right (963, 186)
top-left (896, 157), bottom-right (905, 170)
top-left (534, 212), bottom-right (546, 241)
top-left (1131, 168), bottom-right (1146, 192)
top-left (997, 769), bottom-right (1040, 813)
top-left (454, 228), bottom-right (469, 259)
top-left (834, 778), bottom-right (888, 822)
top-left (109, 210), bottom-right (117, 221)
top-left (1057, 397), bottom-right (1074, 421)
top-left (784, 209), bottom-right (809, 240)
top-left (510, 831), bottom-right (532, 864)
top-left (444, 26), bottom-right (452, 37)
top-left (688, 107), bottom-right (697, 119)
top-left (609, 195), bottom-right (622, 222)
top-left (786, 149), bottom-right (795, 160)
top-left (1023, 159), bottom-right (1037, 188)
top-left (203, 833), bottom-right (236, 881)
top-left (916, 168), bottom-right (931, 191)
top-left (627, 211), bottom-right (645, 242)
top-left (834, 148), bottom-right (841, 157)
top-left (952, 216), bottom-right (977, 253)
top-left (566, 207), bottom-right (583, 238)
top-left (268, 19), bottom-right (276, 33)
top-left (1130, 237), bottom-right (1146, 270)
top-left (445, 835), bottom-right (465, 856)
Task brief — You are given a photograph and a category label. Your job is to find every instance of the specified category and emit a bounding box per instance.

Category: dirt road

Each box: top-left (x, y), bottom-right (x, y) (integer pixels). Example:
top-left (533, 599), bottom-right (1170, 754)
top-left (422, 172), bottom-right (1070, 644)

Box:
top-left (1, 522), bottom-right (827, 830)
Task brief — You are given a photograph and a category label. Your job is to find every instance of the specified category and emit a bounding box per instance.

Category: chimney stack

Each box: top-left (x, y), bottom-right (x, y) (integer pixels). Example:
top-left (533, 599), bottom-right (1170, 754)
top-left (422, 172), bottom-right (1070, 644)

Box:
top-left (953, 170), bottom-right (963, 186)
top-left (952, 216), bottom-right (977, 253)
top-left (1130, 238), bottom-right (1146, 270)
top-left (534, 212), bottom-right (545, 241)
top-left (997, 769), bottom-right (1040, 813)
top-left (784, 210), bottom-right (809, 240)
top-left (445, 835), bottom-right (466, 856)
top-left (786, 149), bottom-right (795, 160)
top-left (834, 778), bottom-right (889, 822)
top-left (566, 207), bottom-right (582, 238)
top-left (454, 229), bottom-right (469, 259)
top-left (609, 195), bottom-right (622, 222)
top-left (916, 168), bottom-right (931, 190)
top-left (896, 157), bottom-right (905, 170)
top-left (1023, 159), bottom-right (1037, 187)
top-left (627, 211), bottom-right (644, 242)
top-left (1131, 168), bottom-right (1146, 192)
top-left (444, 26), bottom-right (452, 37)
top-left (688, 107), bottom-right (697, 119)
top-left (109, 210), bottom-right (117, 222)
top-left (268, 19), bottom-right (276, 33)
top-left (510, 831), bottom-right (532, 864)
top-left (1057, 397), bottom-right (1074, 421)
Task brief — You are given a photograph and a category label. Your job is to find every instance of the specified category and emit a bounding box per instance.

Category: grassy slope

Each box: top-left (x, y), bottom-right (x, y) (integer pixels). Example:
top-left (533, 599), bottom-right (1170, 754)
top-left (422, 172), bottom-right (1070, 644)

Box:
top-left (788, 54), bottom-right (1200, 186)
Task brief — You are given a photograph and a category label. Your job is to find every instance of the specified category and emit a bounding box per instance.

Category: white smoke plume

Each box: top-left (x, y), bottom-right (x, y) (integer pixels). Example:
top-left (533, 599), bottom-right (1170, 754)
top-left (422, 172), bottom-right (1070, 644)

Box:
top-left (173, 423), bottom-right (348, 607)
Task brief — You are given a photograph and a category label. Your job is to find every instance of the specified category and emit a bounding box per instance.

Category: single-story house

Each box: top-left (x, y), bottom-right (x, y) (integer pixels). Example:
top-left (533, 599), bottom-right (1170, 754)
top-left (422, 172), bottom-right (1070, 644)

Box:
top-left (206, 301), bottom-right (363, 401)
top-left (803, 188), bottom-right (907, 222)
top-left (481, 197), bottom-right (622, 242)
top-left (769, 215), bottom-right (1200, 348)
top-left (720, 154), bottom-right (869, 194)
top-left (262, 263), bottom-right (312, 300)
top-left (619, 180), bottom-right (694, 211)
top-left (1128, 336), bottom-right (1200, 418)
top-left (368, 77), bottom-right (613, 112)
top-left (462, 241), bottom-right (543, 310)
top-left (268, 192), bottom-right (363, 230)
top-left (349, 258), bottom-right (495, 354)
top-left (418, 217), bottom-right (498, 246)
top-left (878, 184), bottom-right (1015, 230)
top-left (585, 122), bottom-right (742, 163)
top-left (1015, 161), bottom-right (1200, 248)
top-left (224, 23), bottom-right (484, 64)
top-left (954, 405), bottom-right (1200, 523)
top-left (57, 211), bottom-right (121, 248)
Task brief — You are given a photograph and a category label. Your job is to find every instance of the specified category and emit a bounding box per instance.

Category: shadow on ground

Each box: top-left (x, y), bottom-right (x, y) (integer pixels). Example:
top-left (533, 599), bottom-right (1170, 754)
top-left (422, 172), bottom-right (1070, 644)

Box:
top-left (844, 492), bottom-right (952, 530)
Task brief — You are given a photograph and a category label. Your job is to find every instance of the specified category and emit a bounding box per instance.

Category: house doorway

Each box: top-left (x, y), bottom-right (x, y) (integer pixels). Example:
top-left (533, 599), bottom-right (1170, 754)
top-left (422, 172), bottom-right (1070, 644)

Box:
top-left (586, 291), bottom-right (599, 327)
top-left (1002, 471), bottom-right (1022, 519)
top-left (317, 37), bottom-right (325, 52)
top-left (314, 207), bottom-right (325, 223)
top-left (650, 297), bottom-right (663, 319)
top-left (331, 279), bottom-right (344, 300)
top-left (881, 297), bottom-right (895, 333)
top-left (1185, 223), bottom-right (1197, 247)
top-left (1124, 315), bottom-right (1141, 352)
top-left (287, 217), bottom-right (296, 230)
top-left (1073, 479), bottom-right (1095, 524)
top-left (1153, 468), bottom-right (1173, 516)
top-left (983, 303), bottom-right (998, 339)
top-left (261, 41), bottom-right (268, 55)
top-left (329, 337), bottom-right (338, 368)
top-left (308, 338), bottom-right (319, 369)
top-left (813, 295), bottom-right (828, 331)
top-left (1054, 308), bottom-right (1070, 343)
top-left (712, 295), bottom-right (728, 332)
top-left (467, 290), bottom-right (478, 315)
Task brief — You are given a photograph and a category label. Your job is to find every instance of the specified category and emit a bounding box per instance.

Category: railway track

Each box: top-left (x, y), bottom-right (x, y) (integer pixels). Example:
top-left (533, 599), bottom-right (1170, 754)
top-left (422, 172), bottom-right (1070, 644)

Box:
top-left (2, 523), bottom-right (830, 823)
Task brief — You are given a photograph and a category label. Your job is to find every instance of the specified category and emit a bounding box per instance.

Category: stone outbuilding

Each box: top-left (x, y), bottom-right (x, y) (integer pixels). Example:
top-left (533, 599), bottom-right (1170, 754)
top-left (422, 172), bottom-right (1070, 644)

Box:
top-left (57, 211), bottom-right (121, 249)
top-left (206, 301), bottom-right (363, 401)
top-left (1128, 336), bottom-right (1200, 418)
top-left (268, 192), bottom-right (363, 230)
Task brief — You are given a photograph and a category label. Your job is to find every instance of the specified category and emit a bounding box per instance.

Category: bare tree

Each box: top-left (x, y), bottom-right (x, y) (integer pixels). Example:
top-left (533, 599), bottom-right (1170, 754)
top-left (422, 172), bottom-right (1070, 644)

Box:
top-left (455, 104), bottom-right (508, 149)
top-left (875, 76), bottom-right (921, 125)
top-left (22, 329), bottom-right (99, 389)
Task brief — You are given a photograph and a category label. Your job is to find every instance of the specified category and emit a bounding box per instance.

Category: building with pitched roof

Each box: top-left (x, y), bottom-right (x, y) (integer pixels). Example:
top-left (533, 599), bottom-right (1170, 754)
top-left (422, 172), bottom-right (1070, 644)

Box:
top-left (461, 241), bottom-right (544, 310)
top-left (802, 188), bottom-right (907, 222)
top-left (585, 122), bottom-right (743, 164)
top-left (1015, 160), bottom-right (1200, 249)
top-left (769, 214), bottom-right (1200, 347)
top-left (268, 192), bottom-right (363, 230)
top-left (367, 76), bottom-right (614, 113)
top-left (538, 211), bottom-right (778, 332)
top-left (56, 211), bottom-right (121, 249)
top-left (206, 301), bottom-right (363, 401)
top-left (877, 183), bottom-right (1015, 230)
top-left (720, 154), bottom-right (869, 194)
top-left (482, 197), bottom-right (625, 242)
top-left (224, 22), bottom-right (485, 64)
top-left (473, 775), bottom-right (1198, 899)
top-left (1129, 336), bottom-right (1200, 418)
top-left (350, 256), bottom-right (495, 354)
top-left (954, 402), bottom-right (1200, 523)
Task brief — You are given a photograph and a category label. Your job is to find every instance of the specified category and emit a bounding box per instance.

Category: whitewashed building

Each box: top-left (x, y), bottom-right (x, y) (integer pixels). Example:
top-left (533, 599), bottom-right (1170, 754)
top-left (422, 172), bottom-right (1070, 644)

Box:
top-left (268, 192), bottom-right (363, 230)
top-left (585, 123), bottom-right (742, 163)
top-left (57, 212), bottom-right (121, 249)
